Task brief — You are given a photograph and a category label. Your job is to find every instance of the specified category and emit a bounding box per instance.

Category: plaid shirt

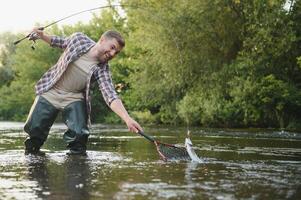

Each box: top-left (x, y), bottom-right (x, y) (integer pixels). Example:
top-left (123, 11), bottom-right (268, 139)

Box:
top-left (35, 32), bottom-right (119, 126)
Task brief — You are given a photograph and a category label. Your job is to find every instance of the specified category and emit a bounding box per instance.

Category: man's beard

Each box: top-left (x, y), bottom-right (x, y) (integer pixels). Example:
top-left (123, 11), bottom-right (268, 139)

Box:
top-left (99, 51), bottom-right (110, 63)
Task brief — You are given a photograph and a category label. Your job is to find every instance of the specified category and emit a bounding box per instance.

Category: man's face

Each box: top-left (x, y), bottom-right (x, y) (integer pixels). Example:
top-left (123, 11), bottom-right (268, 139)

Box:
top-left (97, 37), bottom-right (122, 63)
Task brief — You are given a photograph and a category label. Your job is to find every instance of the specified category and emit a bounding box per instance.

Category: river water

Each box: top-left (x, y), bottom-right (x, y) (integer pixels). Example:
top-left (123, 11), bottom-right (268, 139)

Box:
top-left (0, 122), bottom-right (300, 200)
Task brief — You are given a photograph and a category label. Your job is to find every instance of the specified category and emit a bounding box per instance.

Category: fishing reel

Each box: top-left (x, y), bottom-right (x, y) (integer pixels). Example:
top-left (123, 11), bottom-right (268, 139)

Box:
top-left (28, 32), bottom-right (40, 50)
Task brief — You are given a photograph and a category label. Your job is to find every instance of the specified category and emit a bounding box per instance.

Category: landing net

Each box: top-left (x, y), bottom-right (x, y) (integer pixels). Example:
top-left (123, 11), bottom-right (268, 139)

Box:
top-left (154, 141), bottom-right (191, 161)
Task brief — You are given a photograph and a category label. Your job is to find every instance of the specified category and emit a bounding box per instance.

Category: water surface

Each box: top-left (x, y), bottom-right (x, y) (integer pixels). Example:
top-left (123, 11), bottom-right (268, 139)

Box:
top-left (0, 122), bottom-right (300, 199)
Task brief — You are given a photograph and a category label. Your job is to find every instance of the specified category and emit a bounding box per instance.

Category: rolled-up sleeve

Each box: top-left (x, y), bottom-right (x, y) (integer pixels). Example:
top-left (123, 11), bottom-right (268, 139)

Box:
top-left (50, 35), bottom-right (69, 49)
top-left (95, 64), bottom-right (119, 106)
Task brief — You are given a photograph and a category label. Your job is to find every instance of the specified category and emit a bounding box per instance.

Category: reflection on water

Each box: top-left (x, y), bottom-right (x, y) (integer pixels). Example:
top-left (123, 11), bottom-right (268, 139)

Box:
top-left (0, 123), bottom-right (300, 199)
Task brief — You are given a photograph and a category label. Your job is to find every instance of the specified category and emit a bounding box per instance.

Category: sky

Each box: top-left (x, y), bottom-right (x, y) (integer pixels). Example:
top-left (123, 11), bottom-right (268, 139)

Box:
top-left (0, 0), bottom-right (110, 33)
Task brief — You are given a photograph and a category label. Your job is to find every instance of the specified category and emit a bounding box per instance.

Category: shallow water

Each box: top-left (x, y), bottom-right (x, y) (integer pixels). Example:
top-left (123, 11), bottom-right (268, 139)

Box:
top-left (0, 122), bottom-right (300, 199)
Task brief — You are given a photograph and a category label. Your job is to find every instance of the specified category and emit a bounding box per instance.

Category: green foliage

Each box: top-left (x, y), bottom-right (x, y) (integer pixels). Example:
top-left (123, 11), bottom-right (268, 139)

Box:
top-left (0, 0), bottom-right (300, 130)
top-left (122, 0), bottom-right (301, 129)
top-left (0, 66), bottom-right (14, 86)
top-left (0, 80), bottom-right (35, 121)
top-left (131, 109), bottom-right (156, 124)
top-left (104, 112), bottom-right (122, 124)
top-left (257, 75), bottom-right (301, 128)
top-left (0, 32), bottom-right (18, 86)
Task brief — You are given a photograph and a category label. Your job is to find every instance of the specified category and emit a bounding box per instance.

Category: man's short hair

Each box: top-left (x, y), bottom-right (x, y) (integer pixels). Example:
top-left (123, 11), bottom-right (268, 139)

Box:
top-left (101, 30), bottom-right (125, 48)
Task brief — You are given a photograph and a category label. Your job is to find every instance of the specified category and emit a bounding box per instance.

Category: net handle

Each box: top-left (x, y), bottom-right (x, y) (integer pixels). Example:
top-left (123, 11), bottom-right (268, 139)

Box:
top-left (137, 131), bottom-right (167, 160)
top-left (137, 131), bottom-right (155, 143)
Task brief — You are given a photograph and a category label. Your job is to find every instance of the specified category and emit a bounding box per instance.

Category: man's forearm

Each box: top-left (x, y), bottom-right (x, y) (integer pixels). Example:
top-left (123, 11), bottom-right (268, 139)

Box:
top-left (110, 99), bottom-right (131, 122)
top-left (110, 98), bottom-right (143, 133)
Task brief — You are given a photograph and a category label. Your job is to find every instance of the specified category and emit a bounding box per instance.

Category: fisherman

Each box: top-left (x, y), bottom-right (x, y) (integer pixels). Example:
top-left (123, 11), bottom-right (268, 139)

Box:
top-left (23, 28), bottom-right (143, 155)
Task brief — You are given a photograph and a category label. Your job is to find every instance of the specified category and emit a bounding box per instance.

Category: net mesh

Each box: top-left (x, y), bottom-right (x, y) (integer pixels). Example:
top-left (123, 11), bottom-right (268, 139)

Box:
top-left (154, 141), bottom-right (191, 161)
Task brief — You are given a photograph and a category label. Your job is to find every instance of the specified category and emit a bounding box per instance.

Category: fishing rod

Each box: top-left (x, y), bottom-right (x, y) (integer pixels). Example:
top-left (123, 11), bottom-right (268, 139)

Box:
top-left (13, 4), bottom-right (129, 48)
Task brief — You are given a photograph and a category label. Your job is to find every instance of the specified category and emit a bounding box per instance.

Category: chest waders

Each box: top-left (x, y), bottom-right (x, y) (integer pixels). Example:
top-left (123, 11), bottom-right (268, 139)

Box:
top-left (24, 96), bottom-right (89, 155)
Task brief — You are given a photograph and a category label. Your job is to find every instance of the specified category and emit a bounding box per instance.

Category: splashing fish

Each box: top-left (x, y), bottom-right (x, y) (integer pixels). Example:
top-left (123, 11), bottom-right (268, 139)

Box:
top-left (185, 131), bottom-right (204, 163)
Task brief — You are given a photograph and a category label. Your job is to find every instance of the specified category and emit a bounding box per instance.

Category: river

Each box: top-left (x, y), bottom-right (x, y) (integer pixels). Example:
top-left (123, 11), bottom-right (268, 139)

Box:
top-left (0, 122), bottom-right (300, 199)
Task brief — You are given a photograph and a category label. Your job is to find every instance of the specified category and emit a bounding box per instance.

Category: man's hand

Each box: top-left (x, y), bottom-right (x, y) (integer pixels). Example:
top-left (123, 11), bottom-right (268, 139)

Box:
top-left (28, 28), bottom-right (44, 41)
top-left (28, 27), bottom-right (51, 44)
top-left (124, 117), bottom-right (143, 133)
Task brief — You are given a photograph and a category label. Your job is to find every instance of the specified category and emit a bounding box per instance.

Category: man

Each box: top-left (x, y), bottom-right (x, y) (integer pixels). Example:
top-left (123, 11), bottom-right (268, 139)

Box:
top-left (24, 28), bottom-right (143, 155)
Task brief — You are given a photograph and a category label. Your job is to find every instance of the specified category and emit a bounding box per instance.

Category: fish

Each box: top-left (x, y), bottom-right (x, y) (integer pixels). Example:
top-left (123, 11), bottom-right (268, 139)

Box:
top-left (185, 131), bottom-right (204, 163)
